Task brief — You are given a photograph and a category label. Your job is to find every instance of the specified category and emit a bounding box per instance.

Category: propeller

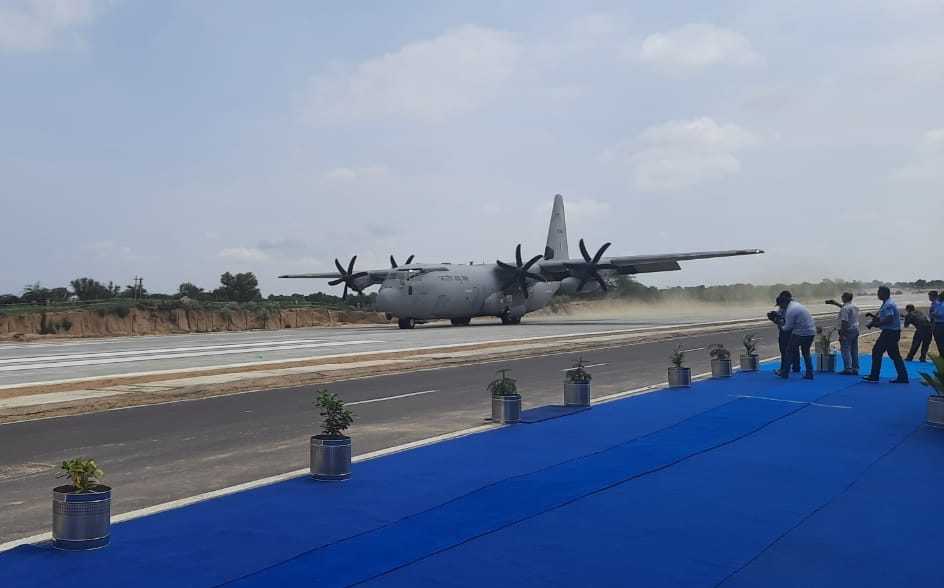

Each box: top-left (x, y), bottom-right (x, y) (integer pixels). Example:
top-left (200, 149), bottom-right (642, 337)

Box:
top-left (496, 244), bottom-right (545, 298)
top-left (328, 256), bottom-right (368, 300)
top-left (389, 254), bottom-right (415, 268)
top-left (576, 238), bottom-right (612, 293)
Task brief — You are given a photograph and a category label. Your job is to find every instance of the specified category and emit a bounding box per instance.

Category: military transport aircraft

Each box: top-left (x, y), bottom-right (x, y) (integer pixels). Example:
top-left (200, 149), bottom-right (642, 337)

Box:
top-left (280, 195), bottom-right (763, 329)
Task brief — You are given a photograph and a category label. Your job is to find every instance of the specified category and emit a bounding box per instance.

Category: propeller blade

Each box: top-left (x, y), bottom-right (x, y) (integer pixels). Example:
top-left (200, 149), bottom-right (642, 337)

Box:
top-left (496, 260), bottom-right (516, 271)
top-left (577, 277), bottom-right (589, 292)
top-left (405, 254), bottom-right (415, 265)
top-left (328, 278), bottom-right (344, 286)
top-left (390, 255), bottom-right (397, 268)
top-left (347, 256), bottom-right (357, 276)
top-left (342, 283), bottom-right (349, 300)
top-left (592, 242), bottom-right (612, 265)
top-left (351, 271), bottom-right (368, 279)
top-left (579, 239), bottom-right (591, 263)
top-left (519, 275), bottom-right (529, 298)
top-left (525, 271), bottom-right (546, 283)
top-left (515, 244), bottom-right (523, 267)
top-left (594, 273), bottom-right (608, 292)
top-left (334, 258), bottom-right (346, 274)
top-left (522, 254), bottom-right (543, 271)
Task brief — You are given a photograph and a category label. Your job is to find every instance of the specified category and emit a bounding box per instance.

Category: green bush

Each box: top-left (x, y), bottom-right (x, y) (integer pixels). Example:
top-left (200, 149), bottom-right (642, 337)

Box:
top-left (58, 458), bottom-right (104, 492)
top-left (315, 390), bottom-right (354, 438)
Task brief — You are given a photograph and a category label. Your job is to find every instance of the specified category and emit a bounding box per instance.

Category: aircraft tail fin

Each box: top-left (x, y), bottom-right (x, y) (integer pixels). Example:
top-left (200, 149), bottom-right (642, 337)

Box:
top-left (544, 194), bottom-right (569, 260)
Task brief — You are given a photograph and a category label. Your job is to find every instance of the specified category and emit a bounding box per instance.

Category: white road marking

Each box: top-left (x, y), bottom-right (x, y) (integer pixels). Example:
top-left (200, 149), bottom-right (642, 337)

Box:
top-left (0, 340), bottom-right (383, 372)
top-left (347, 389), bottom-right (440, 406)
top-left (561, 362), bottom-right (608, 372)
top-left (732, 394), bottom-right (852, 409)
top-left (0, 339), bottom-right (332, 365)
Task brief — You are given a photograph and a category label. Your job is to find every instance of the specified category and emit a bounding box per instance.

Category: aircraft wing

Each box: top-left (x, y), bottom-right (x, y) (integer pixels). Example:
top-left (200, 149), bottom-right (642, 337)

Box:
top-left (540, 248), bottom-right (764, 277)
top-left (278, 269), bottom-right (394, 281)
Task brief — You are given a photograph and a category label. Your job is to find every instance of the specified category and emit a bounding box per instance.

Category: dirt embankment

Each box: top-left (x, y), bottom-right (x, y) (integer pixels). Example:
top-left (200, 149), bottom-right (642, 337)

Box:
top-left (0, 307), bottom-right (389, 340)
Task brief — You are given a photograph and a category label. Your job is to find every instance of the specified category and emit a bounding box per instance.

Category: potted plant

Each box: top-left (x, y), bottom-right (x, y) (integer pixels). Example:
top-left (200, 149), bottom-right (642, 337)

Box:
top-left (488, 369), bottom-right (521, 423)
top-left (815, 327), bottom-right (837, 373)
top-left (311, 390), bottom-right (354, 481)
top-left (563, 357), bottom-right (592, 406)
top-left (920, 355), bottom-right (944, 427)
top-left (740, 334), bottom-right (760, 372)
top-left (52, 458), bottom-right (111, 550)
top-left (668, 345), bottom-right (691, 387)
top-left (709, 343), bottom-right (733, 378)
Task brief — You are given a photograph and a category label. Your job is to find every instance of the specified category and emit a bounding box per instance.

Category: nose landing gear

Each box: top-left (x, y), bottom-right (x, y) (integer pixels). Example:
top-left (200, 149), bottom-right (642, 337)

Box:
top-left (397, 318), bottom-right (416, 330)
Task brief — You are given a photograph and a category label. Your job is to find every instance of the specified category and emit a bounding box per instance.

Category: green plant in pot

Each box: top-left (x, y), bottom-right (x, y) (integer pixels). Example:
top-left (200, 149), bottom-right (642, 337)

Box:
top-left (709, 343), bottom-right (733, 378)
top-left (488, 369), bottom-right (521, 423)
top-left (52, 458), bottom-right (112, 550)
top-left (815, 328), bottom-right (837, 373)
top-left (668, 344), bottom-right (691, 387)
top-left (921, 355), bottom-right (944, 427)
top-left (310, 390), bottom-right (355, 481)
top-left (563, 358), bottom-right (593, 406)
top-left (740, 334), bottom-right (760, 371)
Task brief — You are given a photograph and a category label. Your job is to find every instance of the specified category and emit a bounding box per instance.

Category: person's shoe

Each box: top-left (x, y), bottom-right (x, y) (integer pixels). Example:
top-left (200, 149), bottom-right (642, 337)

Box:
top-left (792, 368), bottom-right (801, 373)
top-left (890, 378), bottom-right (910, 384)
top-left (839, 370), bottom-right (856, 375)
top-left (862, 375), bottom-right (880, 383)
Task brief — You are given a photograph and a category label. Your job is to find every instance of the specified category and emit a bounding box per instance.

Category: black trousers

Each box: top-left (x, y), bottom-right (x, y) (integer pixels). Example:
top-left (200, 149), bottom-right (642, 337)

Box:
top-left (783, 333), bottom-right (814, 376)
top-left (869, 330), bottom-right (908, 381)
top-left (935, 325), bottom-right (944, 359)
top-left (907, 327), bottom-right (932, 361)
top-left (778, 329), bottom-right (801, 372)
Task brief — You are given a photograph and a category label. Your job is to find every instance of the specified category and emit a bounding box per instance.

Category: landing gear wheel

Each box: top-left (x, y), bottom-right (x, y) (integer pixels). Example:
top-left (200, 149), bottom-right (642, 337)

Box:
top-left (397, 318), bottom-right (416, 330)
top-left (500, 315), bottom-right (521, 325)
top-left (450, 317), bottom-right (471, 326)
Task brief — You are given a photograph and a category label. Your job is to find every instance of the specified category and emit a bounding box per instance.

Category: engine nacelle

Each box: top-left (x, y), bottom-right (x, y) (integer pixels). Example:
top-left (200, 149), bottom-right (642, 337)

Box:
top-left (558, 277), bottom-right (602, 296)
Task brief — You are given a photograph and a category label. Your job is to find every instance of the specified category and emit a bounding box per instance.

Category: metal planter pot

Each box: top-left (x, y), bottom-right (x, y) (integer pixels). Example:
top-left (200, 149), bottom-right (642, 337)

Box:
top-left (816, 353), bottom-right (837, 373)
top-left (563, 382), bottom-right (591, 407)
top-left (711, 359), bottom-right (733, 378)
top-left (52, 485), bottom-right (111, 550)
top-left (491, 394), bottom-right (521, 424)
top-left (667, 366), bottom-right (691, 388)
top-left (739, 354), bottom-right (759, 372)
top-left (928, 395), bottom-right (944, 428)
top-left (310, 435), bottom-right (351, 481)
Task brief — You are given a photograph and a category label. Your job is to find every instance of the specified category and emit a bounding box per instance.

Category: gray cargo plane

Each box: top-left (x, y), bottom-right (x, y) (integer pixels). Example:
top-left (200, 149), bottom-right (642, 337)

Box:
top-left (280, 195), bottom-right (763, 329)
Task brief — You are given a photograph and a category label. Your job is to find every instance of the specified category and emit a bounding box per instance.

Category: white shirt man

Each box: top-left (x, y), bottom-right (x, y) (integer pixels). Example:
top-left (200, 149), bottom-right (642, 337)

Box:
top-left (782, 300), bottom-right (816, 336)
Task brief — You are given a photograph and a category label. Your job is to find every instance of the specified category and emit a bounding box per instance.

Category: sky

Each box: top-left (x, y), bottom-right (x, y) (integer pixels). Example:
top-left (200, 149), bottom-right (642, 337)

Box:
top-left (1, 0), bottom-right (942, 296)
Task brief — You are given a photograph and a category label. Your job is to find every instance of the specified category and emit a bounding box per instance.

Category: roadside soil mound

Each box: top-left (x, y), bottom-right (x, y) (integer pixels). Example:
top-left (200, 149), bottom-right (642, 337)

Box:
top-left (0, 307), bottom-right (389, 340)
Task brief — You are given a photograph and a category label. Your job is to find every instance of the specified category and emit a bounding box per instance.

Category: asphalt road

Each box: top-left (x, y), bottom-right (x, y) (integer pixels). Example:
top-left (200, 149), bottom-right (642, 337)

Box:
top-left (0, 302), bottom-right (848, 387)
top-left (0, 319), bottom-right (835, 544)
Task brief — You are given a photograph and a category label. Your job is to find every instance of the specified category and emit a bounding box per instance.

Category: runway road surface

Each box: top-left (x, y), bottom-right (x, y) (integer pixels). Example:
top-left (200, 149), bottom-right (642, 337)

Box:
top-left (0, 317), bottom-right (848, 544)
top-left (0, 302), bottom-right (848, 388)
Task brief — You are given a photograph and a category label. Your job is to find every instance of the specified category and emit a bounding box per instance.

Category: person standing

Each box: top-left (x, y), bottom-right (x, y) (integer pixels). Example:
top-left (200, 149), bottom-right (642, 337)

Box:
top-left (778, 291), bottom-right (816, 379)
top-left (826, 292), bottom-right (861, 375)
top-left (903, 304), bottom-right (932, 362)
top-left (930, 291), bottom-right (944, 358)
top-left (863, 286), bottom-right (909, 383)
top-left (770, 293), bottom-right (800, 376)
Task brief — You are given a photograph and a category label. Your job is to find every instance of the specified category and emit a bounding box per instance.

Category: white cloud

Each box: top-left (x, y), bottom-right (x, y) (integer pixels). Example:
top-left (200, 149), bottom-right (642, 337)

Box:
top-left (563, 198), bottom-right (611, 222)
top-left (613, 117), bottom-right (758, 192)
top-left (0, 0), bottom-right (108, 52)
top-left (322, 165), bottom-right (389, 182)
top-left (302, 25), bottom-right (520, 125)
top-left (218, 247), bottom-right (270, 262)
top-left (638, 24), bottom-right (762, 70)
top-left (891, 128), bottom-right (944, 182)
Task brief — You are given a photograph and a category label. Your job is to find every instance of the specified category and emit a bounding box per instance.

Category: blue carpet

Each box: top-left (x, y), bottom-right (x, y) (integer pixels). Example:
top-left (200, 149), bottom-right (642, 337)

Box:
top-left (2, 356), bottom-right (940, 587)
top-left (519, 404), bottom-right (589, 423)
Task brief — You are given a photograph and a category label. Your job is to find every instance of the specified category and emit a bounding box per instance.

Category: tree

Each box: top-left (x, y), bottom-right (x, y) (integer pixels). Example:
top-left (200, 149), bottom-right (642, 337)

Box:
top-left (214, 272), bottom-right (261, 302)
top-left (177, 282), bottom-right (204, 299)
top-left (0, 294), bottom-right (20, 305)
top-left (21, 282), bottom-right (51, 304)
top-left (70, 277), bottom-right (117, 301)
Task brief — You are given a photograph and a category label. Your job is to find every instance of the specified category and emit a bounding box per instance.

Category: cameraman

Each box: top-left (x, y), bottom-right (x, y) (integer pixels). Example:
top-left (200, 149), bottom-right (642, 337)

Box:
top-left (903, 304), bottom-right (931, 362)
top-left (777, 291), bottom-right (816, 379)
top-left (826, 292), bottom-right (860, 375)
top-left (930, 291), bottom-right (944, 358)
top-left (863, 286), bottom-right (908, 383)
top-left (769, 293), bottom-right (800, 376)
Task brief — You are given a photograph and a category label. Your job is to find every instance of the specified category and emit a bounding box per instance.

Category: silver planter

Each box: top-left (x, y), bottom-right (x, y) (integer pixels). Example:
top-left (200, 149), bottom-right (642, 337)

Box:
top-left (739, 354), bottom-right (759, 372)
top-left (52, 485), bottom-right (111, 550)
top-left (491, 394), bottom-right (521, 423)
top-left (816, 353), bottom-right (837, 373)
top-left (667, 366), bottom-right (691, 388)
top-left (563, 382), bottom-right (591, 407)
top-left (711, 358), bottom-right (733, 378)
top-left (928, 395), bottom-right (944, 428)
top-left (310, 435), bottom-right (351, 481)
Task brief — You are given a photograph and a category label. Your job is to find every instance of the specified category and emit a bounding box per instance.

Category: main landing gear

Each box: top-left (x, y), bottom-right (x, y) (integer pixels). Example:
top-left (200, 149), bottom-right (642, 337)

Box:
top-left (450, 317), bottom-right (471, 326)
top-left (397, 318), bottom-right (415, 330)
top-left (500, 315), bottom-right (521, 325)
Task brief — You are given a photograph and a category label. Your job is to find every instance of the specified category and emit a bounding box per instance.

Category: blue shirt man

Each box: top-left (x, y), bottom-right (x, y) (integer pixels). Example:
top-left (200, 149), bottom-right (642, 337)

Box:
top-left (865, 286), bottom-right (908, 383)
top-left (930, 290), bottom-right (944, 358)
